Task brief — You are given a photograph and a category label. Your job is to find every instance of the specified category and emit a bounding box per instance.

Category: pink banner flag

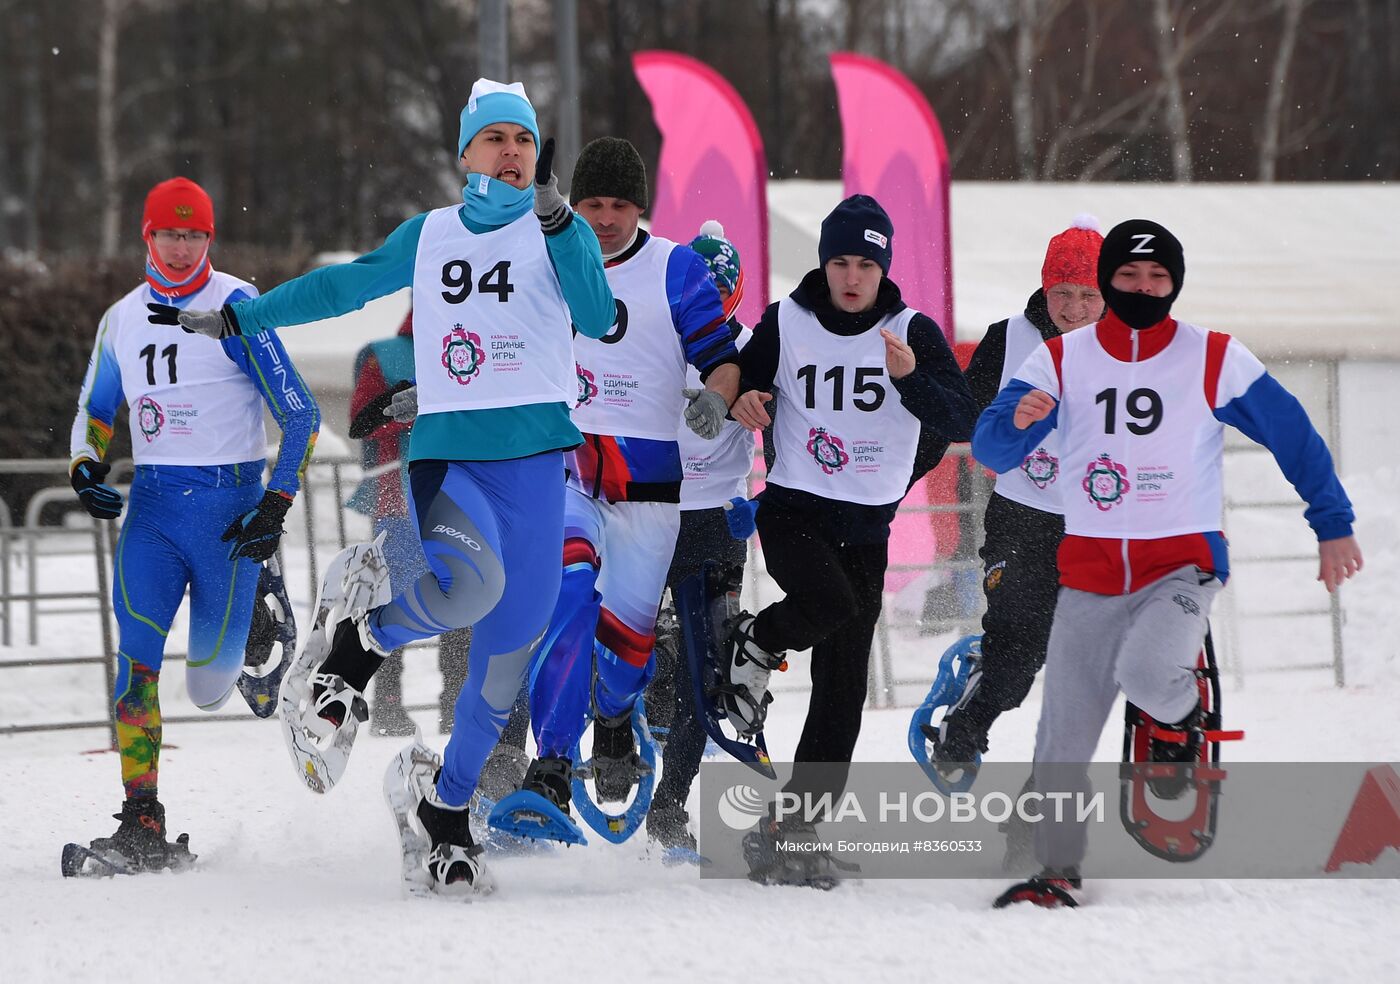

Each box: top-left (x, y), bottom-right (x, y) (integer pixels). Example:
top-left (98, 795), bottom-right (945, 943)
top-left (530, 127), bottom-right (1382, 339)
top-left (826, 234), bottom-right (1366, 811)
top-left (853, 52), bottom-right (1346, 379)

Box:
top-left (632, 51), bottom-right (770, 330)
top-left (831, 54), bottom-right (960, 597)
top-left (829, 52), bottom-right (952, 341)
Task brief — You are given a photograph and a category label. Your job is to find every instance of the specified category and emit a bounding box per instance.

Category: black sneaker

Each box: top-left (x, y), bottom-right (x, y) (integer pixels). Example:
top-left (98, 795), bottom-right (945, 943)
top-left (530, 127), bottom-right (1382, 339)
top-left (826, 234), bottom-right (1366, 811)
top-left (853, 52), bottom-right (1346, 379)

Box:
top-left (590, 712), bottom-right (651, 803)
top-left (742, 809), bottom-right (857, 889)
top-left (1147, 704), bottom-right (1205, 799)
top-left (307, 620), bottom-right (383, 734)
top-left (522, 756), bottom-right (574, 815)
top-left (921, 711), bottom-right (989, 782)
top-left (646, 803), bottom-right (696, 852)
top-left (89, 797), bottom-right (172, 871)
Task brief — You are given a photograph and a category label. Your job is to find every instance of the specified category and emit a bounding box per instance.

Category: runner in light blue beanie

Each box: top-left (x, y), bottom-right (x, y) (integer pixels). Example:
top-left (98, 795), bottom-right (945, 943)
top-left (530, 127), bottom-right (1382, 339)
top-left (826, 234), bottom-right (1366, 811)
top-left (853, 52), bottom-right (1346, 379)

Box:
top-left (458, 79), bottom-right (540, 159)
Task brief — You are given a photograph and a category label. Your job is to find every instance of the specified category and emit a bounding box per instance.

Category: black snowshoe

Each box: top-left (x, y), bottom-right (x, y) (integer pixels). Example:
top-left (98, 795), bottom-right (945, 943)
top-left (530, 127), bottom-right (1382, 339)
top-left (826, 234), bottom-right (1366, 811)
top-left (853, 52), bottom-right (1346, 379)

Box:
top-left (61, 797), bottom-right (196, 878)
top-left (742, 810), bottom-right (859, 890)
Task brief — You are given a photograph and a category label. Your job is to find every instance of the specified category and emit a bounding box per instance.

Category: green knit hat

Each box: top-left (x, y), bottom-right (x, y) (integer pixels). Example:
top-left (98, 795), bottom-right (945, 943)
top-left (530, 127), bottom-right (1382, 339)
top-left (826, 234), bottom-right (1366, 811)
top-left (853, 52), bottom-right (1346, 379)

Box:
top-left (569, 136), bottom-right (649, 210)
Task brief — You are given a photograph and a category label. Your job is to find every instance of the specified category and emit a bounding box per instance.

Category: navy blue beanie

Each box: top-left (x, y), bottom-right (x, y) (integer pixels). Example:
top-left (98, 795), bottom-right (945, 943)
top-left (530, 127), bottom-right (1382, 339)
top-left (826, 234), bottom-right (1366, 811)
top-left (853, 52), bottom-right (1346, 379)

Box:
top-left (819, 195), bottom-right (894, 273)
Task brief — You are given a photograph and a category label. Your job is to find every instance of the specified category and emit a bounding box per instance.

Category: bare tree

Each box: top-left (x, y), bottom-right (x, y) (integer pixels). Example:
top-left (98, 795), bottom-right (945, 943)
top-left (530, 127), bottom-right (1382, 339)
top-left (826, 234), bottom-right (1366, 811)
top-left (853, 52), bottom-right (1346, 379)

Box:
top-left (1149, 0), bottom-right (1238, 182)
top-left (1150, 0), bottom-right (1194, 180)
top-left (1258, 0), bottom-right (1308, 181)
top-left (96, 0), bottom-right (125, 257)
top-left (996, 0), bottom-right (1074, 179)
top-left (17, 1), bottom-right (46, 253)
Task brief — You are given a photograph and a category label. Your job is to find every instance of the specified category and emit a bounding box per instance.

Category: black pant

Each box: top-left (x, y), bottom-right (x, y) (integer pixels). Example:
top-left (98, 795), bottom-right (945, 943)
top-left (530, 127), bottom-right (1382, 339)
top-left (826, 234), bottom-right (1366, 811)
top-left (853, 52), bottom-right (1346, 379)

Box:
top-left (956, 493), bottom-right (1064, 738)
top-left (752, 500), bottom-right (888, 798)
top-left (650, 507), bottom-right (747, 815)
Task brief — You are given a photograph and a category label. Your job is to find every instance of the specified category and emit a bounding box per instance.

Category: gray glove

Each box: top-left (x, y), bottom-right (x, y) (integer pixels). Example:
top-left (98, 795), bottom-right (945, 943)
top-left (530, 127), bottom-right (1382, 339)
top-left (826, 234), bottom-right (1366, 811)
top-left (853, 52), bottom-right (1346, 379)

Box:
top-left (146, 302), bottom-right (241, 339)
top-left (533, 137), bottom-right (571, 236)
top-left (683, 388), bottom-right (728, 440)
top-left (384, 384), bottom-right (418, 424)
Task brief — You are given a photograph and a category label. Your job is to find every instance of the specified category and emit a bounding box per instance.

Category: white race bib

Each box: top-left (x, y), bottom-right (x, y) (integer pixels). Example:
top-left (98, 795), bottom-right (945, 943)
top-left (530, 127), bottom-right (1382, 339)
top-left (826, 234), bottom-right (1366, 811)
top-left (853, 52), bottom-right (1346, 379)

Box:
top-left (411, 207), bottom-right (575, 415)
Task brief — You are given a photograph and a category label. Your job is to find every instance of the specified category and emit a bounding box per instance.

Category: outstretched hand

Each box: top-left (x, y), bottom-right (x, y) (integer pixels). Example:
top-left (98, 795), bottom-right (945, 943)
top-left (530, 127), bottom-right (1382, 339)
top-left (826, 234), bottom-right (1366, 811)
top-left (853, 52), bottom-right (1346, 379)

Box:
top-left (147, 302), bottom-right (241, 339)
top-left (1317, 535), bottom-right (1363, 593)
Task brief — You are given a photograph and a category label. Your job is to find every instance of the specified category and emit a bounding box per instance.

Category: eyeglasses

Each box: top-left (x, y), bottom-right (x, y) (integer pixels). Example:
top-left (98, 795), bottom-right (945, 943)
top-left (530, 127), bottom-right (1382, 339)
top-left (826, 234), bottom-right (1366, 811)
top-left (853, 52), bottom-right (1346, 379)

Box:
top-left (151, 230), bottom-right (210, 245)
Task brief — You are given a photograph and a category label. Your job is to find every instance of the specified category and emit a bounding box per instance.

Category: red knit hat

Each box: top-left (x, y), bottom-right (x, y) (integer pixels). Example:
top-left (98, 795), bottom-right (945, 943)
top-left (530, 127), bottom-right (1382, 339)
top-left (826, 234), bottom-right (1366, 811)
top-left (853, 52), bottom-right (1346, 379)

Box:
top-left (142, 177), bottom-right (215, 238)
top-left (1041, 214), bottom-right (1102, 292)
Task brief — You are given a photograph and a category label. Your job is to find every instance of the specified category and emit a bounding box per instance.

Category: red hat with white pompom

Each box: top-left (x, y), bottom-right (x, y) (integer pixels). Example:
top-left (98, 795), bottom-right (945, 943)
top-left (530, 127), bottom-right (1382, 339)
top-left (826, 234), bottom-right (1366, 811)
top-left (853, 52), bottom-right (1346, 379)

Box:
top-left (1041, 213), bottom-right (1103, 293)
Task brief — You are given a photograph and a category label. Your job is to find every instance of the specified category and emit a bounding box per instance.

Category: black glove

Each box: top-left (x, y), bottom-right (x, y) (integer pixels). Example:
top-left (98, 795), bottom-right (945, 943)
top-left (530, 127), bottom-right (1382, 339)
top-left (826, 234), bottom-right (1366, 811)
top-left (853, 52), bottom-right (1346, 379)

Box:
top-left (222, 490), bottom-right (293, 562)
top-left (70, 459), bottom-right (124, 520)
top-left (533, 137), bottom-right (572, 236)
top-left (147, 302), bottom-right (242, 339)
top-left (349, 380), bottom-right (415, 439)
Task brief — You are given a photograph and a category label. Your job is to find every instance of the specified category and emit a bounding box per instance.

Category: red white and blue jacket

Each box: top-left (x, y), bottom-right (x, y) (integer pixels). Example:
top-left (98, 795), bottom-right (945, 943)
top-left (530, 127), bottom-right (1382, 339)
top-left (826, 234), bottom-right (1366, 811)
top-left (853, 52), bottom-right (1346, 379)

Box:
top-left (972, 311), bottom-right (1353, 595)
top-left (568, 231), bottom-right (738, 503)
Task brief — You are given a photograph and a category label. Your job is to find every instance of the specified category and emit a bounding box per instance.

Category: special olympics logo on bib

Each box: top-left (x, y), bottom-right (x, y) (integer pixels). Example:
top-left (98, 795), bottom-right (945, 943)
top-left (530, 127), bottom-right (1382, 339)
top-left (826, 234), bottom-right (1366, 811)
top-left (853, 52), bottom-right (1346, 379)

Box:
top-left (1022, 448), bottom-right (1059, 489)
top-left (441, 325), bottom-right (485, 385)
top-left (1082, 453), bottom-right (1130, 510)
top-left (135, 395), bottom-right (165, 442)
top-left (575, 362), bottom-right (598, 407)
top-left (807, 427), bottom-right (849, 475)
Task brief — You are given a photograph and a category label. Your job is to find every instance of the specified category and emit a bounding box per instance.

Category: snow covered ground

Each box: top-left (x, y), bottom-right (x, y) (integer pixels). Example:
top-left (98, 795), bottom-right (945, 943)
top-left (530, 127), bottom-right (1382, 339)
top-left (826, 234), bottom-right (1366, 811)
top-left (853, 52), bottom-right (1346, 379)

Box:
top-left (2, 669), bottom-right (1398, 982)
top-left (2, 462), bottom-right (1397, 983)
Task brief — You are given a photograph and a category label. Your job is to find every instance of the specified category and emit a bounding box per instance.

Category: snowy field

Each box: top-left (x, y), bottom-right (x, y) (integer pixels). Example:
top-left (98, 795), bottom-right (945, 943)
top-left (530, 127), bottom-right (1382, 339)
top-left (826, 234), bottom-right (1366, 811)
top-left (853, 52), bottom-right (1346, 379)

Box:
top-left (2, 467), bottom-right (1398, 983)
top-left (2, 676), bottom-right (1398, 983)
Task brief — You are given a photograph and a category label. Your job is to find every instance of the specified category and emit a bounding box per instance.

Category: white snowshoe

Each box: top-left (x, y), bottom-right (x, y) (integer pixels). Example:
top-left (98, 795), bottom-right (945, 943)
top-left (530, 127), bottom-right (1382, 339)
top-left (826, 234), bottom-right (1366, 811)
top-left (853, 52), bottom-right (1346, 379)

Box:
top-left (383, 740), bottom-right (494, 900)
top-left (279, 535), bottom-right (391, 793)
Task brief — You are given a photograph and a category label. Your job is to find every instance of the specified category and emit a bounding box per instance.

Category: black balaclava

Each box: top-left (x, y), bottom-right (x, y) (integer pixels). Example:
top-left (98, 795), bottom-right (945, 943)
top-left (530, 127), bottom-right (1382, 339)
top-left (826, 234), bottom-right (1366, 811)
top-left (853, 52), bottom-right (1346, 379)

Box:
top-left (1097, 219), bottom-right (1185, 329)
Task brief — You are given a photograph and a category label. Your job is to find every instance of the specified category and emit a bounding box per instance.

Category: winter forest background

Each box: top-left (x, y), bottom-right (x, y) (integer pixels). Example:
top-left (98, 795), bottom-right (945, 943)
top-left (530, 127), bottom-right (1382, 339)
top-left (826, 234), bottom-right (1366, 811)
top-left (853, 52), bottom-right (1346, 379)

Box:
top-left (0, 0), bottom-right (1397, 474)
top-left (2, 0), bottom-right (1398, 258)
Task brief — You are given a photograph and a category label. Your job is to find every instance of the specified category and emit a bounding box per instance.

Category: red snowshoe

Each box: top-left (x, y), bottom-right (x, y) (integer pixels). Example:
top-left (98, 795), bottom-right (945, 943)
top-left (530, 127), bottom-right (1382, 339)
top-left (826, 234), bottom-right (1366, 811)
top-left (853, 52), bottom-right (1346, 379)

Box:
top-left (1119, 628), bottom-right (1244, 862)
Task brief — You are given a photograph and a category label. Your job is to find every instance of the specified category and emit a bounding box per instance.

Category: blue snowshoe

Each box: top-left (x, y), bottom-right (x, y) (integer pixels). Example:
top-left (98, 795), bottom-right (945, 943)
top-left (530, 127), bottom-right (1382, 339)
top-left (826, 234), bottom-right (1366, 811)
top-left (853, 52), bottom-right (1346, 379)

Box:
top-left (673, 563), bottom-right (777, 780)
top-left (488, 756), bottom-right (587, 846)
top-left (908, 634), bottom-right (983, 794)
top-left (569, 696), bottom-right (659, 844)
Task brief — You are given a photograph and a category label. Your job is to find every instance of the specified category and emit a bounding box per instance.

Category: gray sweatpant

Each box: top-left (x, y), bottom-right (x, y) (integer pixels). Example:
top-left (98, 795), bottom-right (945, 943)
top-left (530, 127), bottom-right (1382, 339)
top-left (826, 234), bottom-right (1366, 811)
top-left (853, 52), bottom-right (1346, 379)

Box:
top-left (1033, 565), bottom-right (1221, 871)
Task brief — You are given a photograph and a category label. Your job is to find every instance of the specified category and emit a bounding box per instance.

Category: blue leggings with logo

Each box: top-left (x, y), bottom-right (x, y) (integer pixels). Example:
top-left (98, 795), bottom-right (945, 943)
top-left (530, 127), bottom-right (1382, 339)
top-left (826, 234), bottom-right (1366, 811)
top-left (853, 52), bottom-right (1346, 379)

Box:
top-left (366, 454), bottom-right (565, 807)
top-left (112, 463), bottom-right (265, 709)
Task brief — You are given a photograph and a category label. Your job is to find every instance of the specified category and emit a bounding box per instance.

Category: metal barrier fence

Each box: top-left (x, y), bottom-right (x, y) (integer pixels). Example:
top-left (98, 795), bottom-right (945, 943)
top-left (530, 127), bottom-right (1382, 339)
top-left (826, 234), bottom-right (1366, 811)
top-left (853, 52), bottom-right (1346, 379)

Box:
top-left (0, 429), bottom-right (1350, 738)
